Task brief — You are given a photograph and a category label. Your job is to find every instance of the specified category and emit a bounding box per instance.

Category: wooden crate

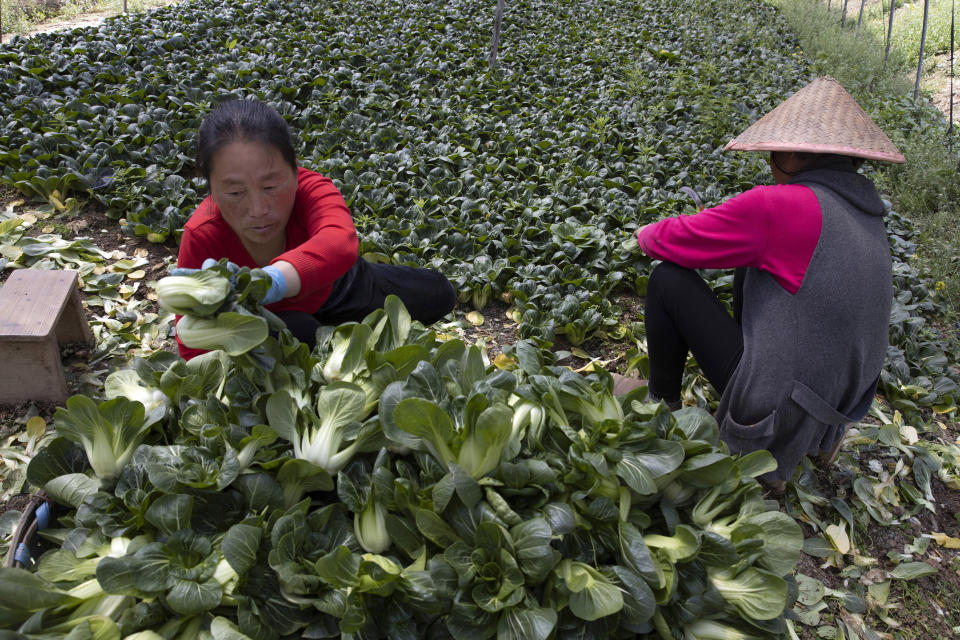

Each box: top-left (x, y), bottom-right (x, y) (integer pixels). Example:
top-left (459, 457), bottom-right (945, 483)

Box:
top-left (0, 270), bottom-right (92, 404)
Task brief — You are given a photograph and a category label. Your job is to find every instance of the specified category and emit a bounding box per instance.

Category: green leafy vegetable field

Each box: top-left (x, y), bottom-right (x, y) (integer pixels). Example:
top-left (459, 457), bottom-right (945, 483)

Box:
top-left (0, 0), bottom-right (959, 637)
top-left (1, 0), bottom-right (956, 408)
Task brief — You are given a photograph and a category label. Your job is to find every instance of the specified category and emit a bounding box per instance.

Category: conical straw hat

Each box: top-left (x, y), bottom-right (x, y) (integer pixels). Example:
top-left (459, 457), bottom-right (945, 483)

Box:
top-left (724, 76), bottom-right (905, 163)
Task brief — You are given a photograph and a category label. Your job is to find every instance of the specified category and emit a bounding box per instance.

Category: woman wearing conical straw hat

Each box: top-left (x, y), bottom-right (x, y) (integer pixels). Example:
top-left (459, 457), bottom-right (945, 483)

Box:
top-left (634, 76), bottom-right (904, 494)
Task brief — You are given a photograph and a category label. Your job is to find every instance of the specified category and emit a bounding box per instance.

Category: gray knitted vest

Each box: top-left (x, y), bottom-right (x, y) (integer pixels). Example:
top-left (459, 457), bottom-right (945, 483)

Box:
top-left (716, 169), bottom-right (893, 483)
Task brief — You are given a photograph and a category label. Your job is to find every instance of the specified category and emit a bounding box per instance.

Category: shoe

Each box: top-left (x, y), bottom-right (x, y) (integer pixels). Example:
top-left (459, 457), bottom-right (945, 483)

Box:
top-left (651, 394), bottom-right (682, 412)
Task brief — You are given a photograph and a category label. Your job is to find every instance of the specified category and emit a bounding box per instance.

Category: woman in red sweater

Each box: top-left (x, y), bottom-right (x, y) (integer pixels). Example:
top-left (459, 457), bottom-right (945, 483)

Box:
top-left (175, 100), bottom-right (455, 359)
top-left (633, 77), bottom-right (904, 491)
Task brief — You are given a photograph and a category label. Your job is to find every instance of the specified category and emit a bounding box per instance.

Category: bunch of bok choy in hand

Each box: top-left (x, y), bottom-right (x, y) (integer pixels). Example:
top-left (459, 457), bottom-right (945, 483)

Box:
top-left (156, 260), bottom-right (285, 356)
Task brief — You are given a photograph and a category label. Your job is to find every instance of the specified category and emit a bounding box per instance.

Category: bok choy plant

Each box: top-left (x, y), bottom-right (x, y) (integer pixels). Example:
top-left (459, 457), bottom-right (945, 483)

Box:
top-left (53, 395), bottom-right (159, 487)
top-left (11, 297), bottom-right (804, 639)
top-left (156, 261), bottom-right (285, 356)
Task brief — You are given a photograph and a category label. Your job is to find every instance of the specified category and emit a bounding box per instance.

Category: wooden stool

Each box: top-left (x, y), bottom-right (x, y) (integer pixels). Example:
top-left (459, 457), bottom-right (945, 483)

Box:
top-left (0, 270), bottom-right (92, 405)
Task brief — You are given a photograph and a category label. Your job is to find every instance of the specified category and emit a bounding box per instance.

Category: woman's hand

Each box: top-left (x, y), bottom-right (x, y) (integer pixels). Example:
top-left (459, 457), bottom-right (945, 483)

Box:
top-left (169, 257), bottom-right (240, 276)
top-left (262, 260), bottom-right (301, 303)
top-left (170, 258), bottom-right (300, 304)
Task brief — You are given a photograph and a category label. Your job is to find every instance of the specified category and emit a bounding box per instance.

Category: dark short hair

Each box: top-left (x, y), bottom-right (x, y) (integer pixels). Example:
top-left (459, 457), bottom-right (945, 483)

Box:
top-left (196, 99), bottom-right (297, 180)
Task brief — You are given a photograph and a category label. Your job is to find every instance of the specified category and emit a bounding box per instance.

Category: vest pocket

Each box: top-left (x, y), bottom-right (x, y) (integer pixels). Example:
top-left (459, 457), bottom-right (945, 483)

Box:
top-left (719, 408), bottom-right (779, 453)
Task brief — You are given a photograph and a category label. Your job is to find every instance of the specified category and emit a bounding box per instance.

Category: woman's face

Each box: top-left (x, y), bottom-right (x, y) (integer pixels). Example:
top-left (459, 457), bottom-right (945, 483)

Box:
top-left (768, 151), bottom-right (810, 185)
top-left (208, 140), bottom-right (298, 258)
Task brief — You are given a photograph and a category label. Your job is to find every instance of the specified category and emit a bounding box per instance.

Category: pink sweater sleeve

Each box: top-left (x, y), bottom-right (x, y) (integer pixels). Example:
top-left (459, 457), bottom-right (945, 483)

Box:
top-left (636, 184), bottom-right (822, 294)
top-left (272, 169), bottom-right (359, 304)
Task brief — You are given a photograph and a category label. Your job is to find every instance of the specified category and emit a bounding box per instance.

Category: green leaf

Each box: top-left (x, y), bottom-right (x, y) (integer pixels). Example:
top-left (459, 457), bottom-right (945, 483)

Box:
top-left (889, 561), bottom-right (937, 580)
top-left (735, 450), bottom-right (778, 478)
top-left (680, 452), bottom-right (736, 488)
top-left (144, 493), bottom-right (193, 536)
top-left (177, 311), bottom-right (268, 356)
top-left (223, 523), bottom-right (263, 576)
top-left (54, 395), bottom-right (151, 485)
top-left (619, 521), bottom-right (661, 585)
top-left (0, 567), bottom-right (77, 611)
top-left (744, 511), bottom-right (804, 576)
top-left (166, 577), bottom-right (222, 616)
top-left (672, 407), bottom-right (720, 444)
top-left (457, 403), bottom-right (513, 478)
top-left (43, 473), bottom-right (99, 509)
top-left (210, 616), bottom-right (256, 640)
top-left (644, 524), bottom-right (700, 564)
top-left (556, 560), bottom-right (624, 621)
top-left (414, 507), bottom-right (462, 548)
top-left (26, 437), bottom-right (88, 489)
top-left (497, 607), bottom-right (557, 640)
top-left (616, 440), bottom-right (685, 494)
top-left (511, 518), bottom-right (557, 583)
top-left (708, 566), bottom-right (788, 621)
top-left (392, 397), bottom-right (457, 467)
top-left (611, 564), bottom-right (656, 625)
top-left (156, 270), bottom-right (231, 316)
top-left (314, 546), bottom-right (361, 588)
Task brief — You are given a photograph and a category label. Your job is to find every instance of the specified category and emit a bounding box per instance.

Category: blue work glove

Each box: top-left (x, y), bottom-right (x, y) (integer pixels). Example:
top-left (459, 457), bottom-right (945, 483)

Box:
top-left (169, 258), bottom-right (240, 276)
top-left (259, 264), bottom-right (288, 305)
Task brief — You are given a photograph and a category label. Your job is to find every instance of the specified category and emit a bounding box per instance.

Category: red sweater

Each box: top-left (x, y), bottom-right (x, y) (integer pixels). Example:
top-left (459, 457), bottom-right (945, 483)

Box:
top-left (637, 184), bottom-right (822, 294)
top-left (176, 167), bottom-right (358, 359)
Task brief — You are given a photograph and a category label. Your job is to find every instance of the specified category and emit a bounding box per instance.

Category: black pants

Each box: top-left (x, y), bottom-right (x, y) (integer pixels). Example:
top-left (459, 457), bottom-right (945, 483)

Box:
top-left (644, 262), bottom-right (745, 402)
top-left (274, 258), bottom-right (456, 347)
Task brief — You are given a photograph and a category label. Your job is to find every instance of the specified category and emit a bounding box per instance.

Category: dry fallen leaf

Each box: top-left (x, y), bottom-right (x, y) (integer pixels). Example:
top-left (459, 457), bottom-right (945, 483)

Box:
top-left (928, 532), bottom-right (960, 549)
top-left (900, 425), bottom-right (919, 445)
top-left (493, 353), bottom-right (517, 369)
top-left (134, 248), bottom-right (149, 258)
top-left (127, 270), bottom-right (147, 280)
top-left (26, 416), bottom-right (46, 439)
top-left (826, 521), bottom-right (851, 555)
top-left (466, 311), bottom-right (484, 326)
top-left (66, 219), bottom-right (90, 233)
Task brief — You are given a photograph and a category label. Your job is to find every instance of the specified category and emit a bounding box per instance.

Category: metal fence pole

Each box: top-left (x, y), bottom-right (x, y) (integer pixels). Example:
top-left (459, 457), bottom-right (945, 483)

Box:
top-left (856, 0), bottom-right (866, 36)
top-left (950, 0), bottom-right (955, 148)
top-left (489, 0), bottom-right (505, 68)
top-left (884, 0), bottom-right (896, 69)
top-left (123, 0), bottom-right (127, 13)
top-left (914, 0), bottom-right (931, 98)
top-left (841, 0), bottom-right (849, 28)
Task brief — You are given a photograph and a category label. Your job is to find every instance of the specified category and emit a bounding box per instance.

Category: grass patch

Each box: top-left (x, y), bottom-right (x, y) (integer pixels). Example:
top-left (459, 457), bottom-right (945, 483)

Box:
top-left (0, 0), bottom-right (172, 38)
top-left (770, 0), bottom-right (960, 319)
top-left (879, 0), bottom-right (956, 61)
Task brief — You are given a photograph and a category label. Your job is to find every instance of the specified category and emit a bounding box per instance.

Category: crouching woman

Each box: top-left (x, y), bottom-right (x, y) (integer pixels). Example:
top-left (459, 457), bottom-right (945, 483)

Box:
top-left (174, 99), bottom-right (456, 359)
top-left (634, 77), bottom-right (902, 492)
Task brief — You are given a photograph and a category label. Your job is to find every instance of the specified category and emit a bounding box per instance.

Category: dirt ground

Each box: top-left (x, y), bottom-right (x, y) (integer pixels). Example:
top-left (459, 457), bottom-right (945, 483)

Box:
top-left (21, 0), bottom-right (182, 38)
top-left (1, 3), bottom-right (959, 635)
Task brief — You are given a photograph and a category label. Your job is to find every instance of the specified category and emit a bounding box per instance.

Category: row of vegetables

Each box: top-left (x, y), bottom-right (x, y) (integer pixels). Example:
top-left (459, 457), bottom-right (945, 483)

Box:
top-left (0, 0), bottom-right (955, 411)
top-left (1, 267), bottom-right (803, 639)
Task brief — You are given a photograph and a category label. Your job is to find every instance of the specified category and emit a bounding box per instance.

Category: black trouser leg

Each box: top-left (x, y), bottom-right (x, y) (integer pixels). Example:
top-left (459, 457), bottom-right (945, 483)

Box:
top-left (314, 258), bottom-right (456, 326)
top-left (272, 260), bottom-right (455, 349)
top-left (644, 262), bottom-right (744, 401)
top-left (272, 311), bottom-right (322, 347)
